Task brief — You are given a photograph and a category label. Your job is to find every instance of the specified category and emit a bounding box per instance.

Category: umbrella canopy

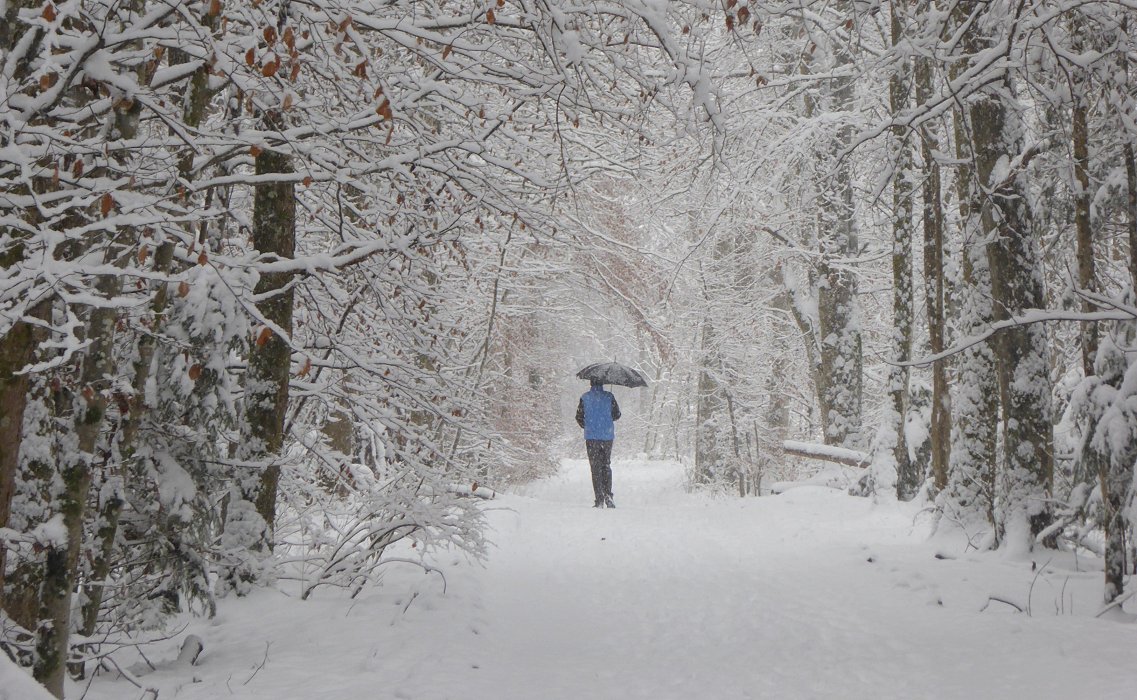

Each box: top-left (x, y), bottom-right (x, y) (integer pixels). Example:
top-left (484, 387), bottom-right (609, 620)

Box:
top-left (576, 361), bottom-right (647, 388)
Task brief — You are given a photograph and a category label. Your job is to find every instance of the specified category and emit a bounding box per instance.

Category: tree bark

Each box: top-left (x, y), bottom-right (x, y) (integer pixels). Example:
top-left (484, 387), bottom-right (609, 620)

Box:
top-left (0, 312), bottom-right (36, 595)
top-left (79, 17), bottom-right (216, 633)
top-left (694, 316), bottom-right (725, 485)
top-left (1127, 141), bottom-right (1137, 293)
top-left (814, 7), bottom-right (863, 450)
top-left (889, 2), bottom-right (916, 500)
top-left (235, 111), bottom-right (296, 555)
top-left (0, 0), bottom-right (48, 611)
top-left (964, 4), bottom-right (1053, 545)
top-left (1070, 30), bottom-right (1097, 376)
top-left (944, 0), bottom-right (1000, 535)
top-left (915, 46), bottom-right (949, 495)
top-left (35, 268), bottom-right (120, 695)
top-left (1101, 23), bottom-right (1137, 603)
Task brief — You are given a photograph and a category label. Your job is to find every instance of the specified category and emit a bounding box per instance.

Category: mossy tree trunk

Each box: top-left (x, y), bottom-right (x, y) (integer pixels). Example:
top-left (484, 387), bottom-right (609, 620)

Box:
top-left (227, 109), bottom-right (296, 575)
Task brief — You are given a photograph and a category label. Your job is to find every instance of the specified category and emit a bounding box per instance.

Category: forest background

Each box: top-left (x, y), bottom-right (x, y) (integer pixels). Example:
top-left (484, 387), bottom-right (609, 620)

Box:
top-left (2, 0), bottom-right (1137, 697)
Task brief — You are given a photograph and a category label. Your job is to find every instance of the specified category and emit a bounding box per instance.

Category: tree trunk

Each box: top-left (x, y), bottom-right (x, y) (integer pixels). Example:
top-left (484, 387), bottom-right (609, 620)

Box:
top-left (1102, 27), bottom-right (1137, 603)
top-left (1127, 141), bottom-right (1137, 293)
top-left (35, 268), bottom-right (120, 695)
top-left (0, 313), bottom-right (36, 595)
top-left (944, 3), bottom-right (1000, 535)
top-left (814, 10), bottom-right (863, 450)
top-left (694, 317), bottom-right (725, 485)
top-left (889, 2), bottom-right (916, 500)
top-left (232, 111), bottom-right (296, 560)
top-left (79, 18), bottom-right (217, 633)
top-left (1072, 96), bottom-right (1097, 376)
top-left (965, 6), bottom-right (1053, 546)
top-left (1124, 16), bottom-right (1137, 293)
top-left (0, 0), bottom-right (48, 610)
top-left (914, 47), bottom-right (949, 495)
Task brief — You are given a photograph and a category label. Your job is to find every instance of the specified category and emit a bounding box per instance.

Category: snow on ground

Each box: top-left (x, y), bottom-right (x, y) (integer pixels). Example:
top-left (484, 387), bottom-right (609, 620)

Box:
top-left (80, 458), bottom-right (1137, 700)
top-left (1, 654), bottom-right (56, 700)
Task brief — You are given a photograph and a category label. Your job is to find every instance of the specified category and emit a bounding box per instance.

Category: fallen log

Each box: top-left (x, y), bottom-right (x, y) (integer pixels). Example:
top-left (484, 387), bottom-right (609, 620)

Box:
top-left (782, 440), bottom-right (869, 468)
top-left (447, 482), bottom-right (498, 500)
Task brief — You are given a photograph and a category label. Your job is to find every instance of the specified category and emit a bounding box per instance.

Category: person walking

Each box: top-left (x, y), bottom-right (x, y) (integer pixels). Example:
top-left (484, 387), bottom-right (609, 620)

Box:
top-left (576, 379), bottom-right (621, 508)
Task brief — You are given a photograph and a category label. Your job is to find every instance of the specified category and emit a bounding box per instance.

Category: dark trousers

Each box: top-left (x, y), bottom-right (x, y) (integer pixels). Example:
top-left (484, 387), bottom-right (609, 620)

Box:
top-left (585, 439), bottom-right (613, 502)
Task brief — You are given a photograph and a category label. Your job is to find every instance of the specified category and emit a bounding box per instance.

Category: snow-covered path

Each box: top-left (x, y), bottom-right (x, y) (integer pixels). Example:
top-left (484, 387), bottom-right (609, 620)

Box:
top-left (387, 459), bottom-right (1137, 699)
top-left (83, 459), bottom-right (1137, 700)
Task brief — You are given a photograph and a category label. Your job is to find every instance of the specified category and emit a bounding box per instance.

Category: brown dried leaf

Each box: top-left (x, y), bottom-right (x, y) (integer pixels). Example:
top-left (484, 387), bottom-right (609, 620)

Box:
top-left (264, 26), bottom-right (276, 44)
top-left (250, 145), bottom-right (263, 157)
top-left (262, 60), bottom-right (278, 77)
top-left (208, 0), bottom-right (221, 17)
top-left (376, 97), bottom-right (392, 120)
top-left (197, 251), bottom-right (208, 266)
top-left (302, 175), bottom-right (313, 187)
top-left (178, 281), bottom-right (190, 297)
top-left (486, 8), bottom-right (495, 24)
top-left (188, 363), bottom-right (203, 381)
top-left (138, 245), bottom-right (149, 264)
top-left (255, 327), bottom-right (273, 347)
top-left (100, 193), bottom-right (114, 217)
top-left (42, 3), bottom-right (56, 22)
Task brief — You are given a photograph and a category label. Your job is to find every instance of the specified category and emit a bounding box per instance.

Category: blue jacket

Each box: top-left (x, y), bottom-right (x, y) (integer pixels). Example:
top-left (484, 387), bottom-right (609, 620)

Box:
top-left (576, 386), bottom-right (620, 441)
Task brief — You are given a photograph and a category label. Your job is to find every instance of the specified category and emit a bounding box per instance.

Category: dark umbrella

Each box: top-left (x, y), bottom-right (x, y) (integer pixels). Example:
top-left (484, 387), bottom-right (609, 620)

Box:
top-left (576, 361), bottom-right (647, 388)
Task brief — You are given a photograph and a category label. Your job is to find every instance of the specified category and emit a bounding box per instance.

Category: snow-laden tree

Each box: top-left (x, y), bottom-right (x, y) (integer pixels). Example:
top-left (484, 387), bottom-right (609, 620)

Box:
top-left (2, 0), bottom-right (724, 693)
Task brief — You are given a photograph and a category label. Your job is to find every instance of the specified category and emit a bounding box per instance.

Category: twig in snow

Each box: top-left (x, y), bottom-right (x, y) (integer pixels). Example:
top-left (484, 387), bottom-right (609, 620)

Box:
top-left (98, 656), bottom-right (160, 698)
top-left (243, 642), bottom-right (271, 686)
top-left (99, 657), bottom-right (140, 688)
top-left (980, 596), bottom-right (1024, 613)
top-left (402, 590), bottom-right (420, 615)
top-left (137, 645), bottom-right (158, 672)
top-left (77, 662), bottom-right (100, 700)
top-left (1027, 558), bottom-right (1052, 616)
